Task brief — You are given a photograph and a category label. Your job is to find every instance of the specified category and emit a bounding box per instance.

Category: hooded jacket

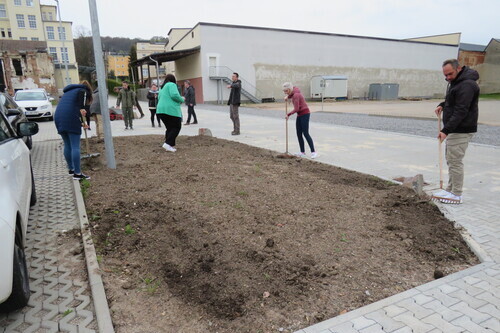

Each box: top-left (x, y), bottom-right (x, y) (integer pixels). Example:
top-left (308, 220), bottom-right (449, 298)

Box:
top-left (287, 86), bottom-right (310, 117)
top-left (54, 84), bottom-right (90, 135)
top-left (439, 66), bottom-right (480, 135)
top-left (146, 89), bottom-right (159, 109)
top-left (227, 80), bottom-right (241, 106)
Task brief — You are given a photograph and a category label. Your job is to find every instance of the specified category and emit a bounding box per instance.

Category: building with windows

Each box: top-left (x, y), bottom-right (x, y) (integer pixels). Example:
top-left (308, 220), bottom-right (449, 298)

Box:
top-left (136, 40), bottom-right (169, 85)
top-left (0, 0), bottom-right (78, 93)
top-left (106, 53), bottom-right (129, 79)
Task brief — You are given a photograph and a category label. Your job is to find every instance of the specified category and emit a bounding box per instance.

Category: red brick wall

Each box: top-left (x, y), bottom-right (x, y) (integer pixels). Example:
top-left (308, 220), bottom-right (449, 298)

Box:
top-left (458, 50), bottom-right (485, 67)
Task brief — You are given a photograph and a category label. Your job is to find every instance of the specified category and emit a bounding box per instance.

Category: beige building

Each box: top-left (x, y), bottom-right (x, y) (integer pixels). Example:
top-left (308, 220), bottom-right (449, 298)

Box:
top-left (136, 40), bottom-right (169, 84)
top-left (106, 53), bottom-right (129, 79)
top-left (0, 0), bottom-right (78, 92)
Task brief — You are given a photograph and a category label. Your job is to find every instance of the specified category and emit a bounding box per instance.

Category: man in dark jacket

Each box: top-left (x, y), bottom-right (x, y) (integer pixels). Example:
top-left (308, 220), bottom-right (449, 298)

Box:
top-left (146, 84), bottom-right (161, 127)
top-left (116, 81), bottom-right (138, 130)
top-left (433, 59), bottom-right (479, 204)
top-left (227, 72), bottom-right (241, 135)
top-left (184, 80), bottom-right (197, 125)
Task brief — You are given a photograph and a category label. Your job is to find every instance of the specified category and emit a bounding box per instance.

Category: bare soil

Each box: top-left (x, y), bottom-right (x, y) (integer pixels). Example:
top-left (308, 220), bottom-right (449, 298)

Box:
top-left (83, 135), bottom-right (478, 333)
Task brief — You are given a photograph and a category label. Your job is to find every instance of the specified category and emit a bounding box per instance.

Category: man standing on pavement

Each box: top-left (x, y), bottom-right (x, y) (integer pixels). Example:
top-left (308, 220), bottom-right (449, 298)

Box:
top-left (432, 59), bottom-right (479, 204)
top-left (116, 81), bottom-right (137, 130)
top-left (227, 72), bottom-right (241, 135)
top-left (184, 80), bottom-right (198, 125)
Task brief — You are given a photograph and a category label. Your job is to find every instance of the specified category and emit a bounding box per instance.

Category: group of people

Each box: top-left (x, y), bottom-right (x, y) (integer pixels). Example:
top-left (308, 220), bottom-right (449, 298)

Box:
top-left (54, 58), bottom-right (479, 205)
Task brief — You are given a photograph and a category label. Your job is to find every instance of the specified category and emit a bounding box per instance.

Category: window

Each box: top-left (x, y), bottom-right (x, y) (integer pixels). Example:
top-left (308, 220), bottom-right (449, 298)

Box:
top-left (57, 26), bottom-right (66, 40)
top-left (42, 12), bottom-right (46, 20)
top-left (0, 110), bottom-right (14, 142)
top-left (28, 15), bottom-right (36, 28)
top-left (16, 14), bottom-right (25, 28)
top-left (48, 12), bottom-right (53, 21)
top-left (158, 67), bottom-right (166, 75)
top-left (60, 47), bottom-right (68, 63)
top-left (19, 37), bottom-right (27, 40)
top-left (0, 5), bottom-right (6, 18)
top-left (26, 0), bottom-right (33, 6)
top-left (0, 28), bottom-right (4, 38)
top-left (7, 29), bottom-right (11, 37)
top-left (14, 0), bottom-right (22, 5)
top-left (142, 68), bottom-right (148, 76)
top-left (31, 37), bottom-right (38, 41)
top-left (49, 47), bottom-right (58, 63)
top-left (12, 59), bottom-right (23, 76)
top-left (46, 26), bottom-right (54, 40)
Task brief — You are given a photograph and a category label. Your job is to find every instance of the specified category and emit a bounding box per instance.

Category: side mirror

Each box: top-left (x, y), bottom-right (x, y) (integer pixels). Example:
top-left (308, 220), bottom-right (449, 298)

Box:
top-left (7, 109), bottom-right (21, 116)
top-left (49, 97), bottom-right (55, 101)
top-left (17, 122), bottom-right (39, 137)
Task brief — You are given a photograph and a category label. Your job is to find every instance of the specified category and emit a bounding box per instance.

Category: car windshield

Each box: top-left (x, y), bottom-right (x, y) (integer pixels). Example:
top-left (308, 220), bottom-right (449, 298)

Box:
top-left (15, 92), bottom-right (46, 101)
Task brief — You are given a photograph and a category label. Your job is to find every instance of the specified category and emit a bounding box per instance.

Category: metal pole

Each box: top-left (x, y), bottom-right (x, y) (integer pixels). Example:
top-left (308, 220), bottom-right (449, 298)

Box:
top-left (89, 0), bottom-right (116, 169)
top-left (54, 0), bottom-right (70, 85)
top-left (149, 56), bottom-right (159, 89)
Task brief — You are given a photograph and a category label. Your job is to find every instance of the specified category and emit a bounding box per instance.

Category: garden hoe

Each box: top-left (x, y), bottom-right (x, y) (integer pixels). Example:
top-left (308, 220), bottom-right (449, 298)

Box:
top-left (276, 100), bottom-right (294, 159)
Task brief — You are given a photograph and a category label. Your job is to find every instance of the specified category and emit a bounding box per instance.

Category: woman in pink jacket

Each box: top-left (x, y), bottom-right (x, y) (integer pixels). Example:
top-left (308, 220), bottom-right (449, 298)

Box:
top-left (283, 82), bottom-right (317, 158)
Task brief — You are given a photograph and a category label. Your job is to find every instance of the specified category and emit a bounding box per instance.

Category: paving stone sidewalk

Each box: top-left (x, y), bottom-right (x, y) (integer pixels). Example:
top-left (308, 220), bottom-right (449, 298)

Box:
top-left (0, 140), bottom-right (98, 333)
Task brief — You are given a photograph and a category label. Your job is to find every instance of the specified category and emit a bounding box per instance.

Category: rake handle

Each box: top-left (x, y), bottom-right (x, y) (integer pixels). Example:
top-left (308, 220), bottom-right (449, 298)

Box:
top-left (438, 114), bottom-right (443, 189)
top-left (285, 101), bottom-right (289, 154)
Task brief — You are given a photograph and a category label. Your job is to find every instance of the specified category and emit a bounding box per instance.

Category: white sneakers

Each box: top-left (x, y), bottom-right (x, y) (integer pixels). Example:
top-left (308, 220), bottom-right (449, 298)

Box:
top-left (162, 143), bottom-right (177, 152)
top-left (432, 189), bottom-right (463, 204)
top-left (294, 152), bottom-right (318, 159)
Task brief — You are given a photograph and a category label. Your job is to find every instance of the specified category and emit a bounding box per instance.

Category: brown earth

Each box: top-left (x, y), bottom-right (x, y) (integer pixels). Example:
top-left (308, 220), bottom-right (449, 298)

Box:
top-left (82, 135), bottom-right (479, 333)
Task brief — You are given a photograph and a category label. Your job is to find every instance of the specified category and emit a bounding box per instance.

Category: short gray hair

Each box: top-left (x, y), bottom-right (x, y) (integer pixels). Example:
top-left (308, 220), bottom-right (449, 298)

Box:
top-left (282, 82), bottom-right (293, 90)
top-left (443, 59), bottom-right (459, 69)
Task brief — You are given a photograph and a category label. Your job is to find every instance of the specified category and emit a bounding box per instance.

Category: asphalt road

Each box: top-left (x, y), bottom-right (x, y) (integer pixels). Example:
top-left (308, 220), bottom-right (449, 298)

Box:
top-left (200, 104), bottom-right (500, 147)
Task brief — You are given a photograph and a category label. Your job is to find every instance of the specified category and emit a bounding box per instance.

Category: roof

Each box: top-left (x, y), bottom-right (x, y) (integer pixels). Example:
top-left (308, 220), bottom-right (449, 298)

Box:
top-left (312, 75), bottom-right (348, 80)
top-left (460, 43), bottom-right (486, 52)
top-left (130, 46), bottom-right (200, 66)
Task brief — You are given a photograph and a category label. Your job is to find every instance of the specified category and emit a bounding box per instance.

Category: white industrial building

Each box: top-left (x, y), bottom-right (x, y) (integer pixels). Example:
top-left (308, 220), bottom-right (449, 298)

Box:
top-left (133, 22), bottom-right (460, 103)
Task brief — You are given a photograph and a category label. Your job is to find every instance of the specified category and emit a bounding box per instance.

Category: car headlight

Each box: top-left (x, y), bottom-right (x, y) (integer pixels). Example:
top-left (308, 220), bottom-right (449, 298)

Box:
top-left (40, 105), bottom-right (49, 110)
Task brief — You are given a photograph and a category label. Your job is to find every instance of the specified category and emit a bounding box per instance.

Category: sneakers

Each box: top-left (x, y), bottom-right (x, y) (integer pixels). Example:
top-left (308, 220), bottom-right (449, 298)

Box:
top-left (432, 189), bottom-right (450, 198)
top-left (140, 114), bottom-right (145, 119)
top-left (68, 170), bottom-right (74, 175)
top-left (73, 173), bottom-right (90, 181)
top-left (311, 152), bottom-right (318, 159)
top-left (231, 131), bottom-right (240, 135)
top-left (125, 127), bottom-right (129, 130)
top-left (162, 142), bottom-right (177, 152)
top-left (294, 152), bottom-right (306, 157)
top-left (192, 122), bottom-right (198, 125)
top-left (184, 122), bottom-right (190, 125)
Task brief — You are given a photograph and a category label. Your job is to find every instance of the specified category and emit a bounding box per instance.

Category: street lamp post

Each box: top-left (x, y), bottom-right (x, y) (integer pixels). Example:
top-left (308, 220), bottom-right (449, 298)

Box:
top-left (54, 0), bottom-right (70, 85)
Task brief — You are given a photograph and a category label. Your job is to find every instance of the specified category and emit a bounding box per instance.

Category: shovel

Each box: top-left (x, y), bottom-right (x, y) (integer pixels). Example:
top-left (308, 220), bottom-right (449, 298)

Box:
top-left (276, 100), bottom-right (294, 159)
top-left (438, 113), bottom-right (443, 189)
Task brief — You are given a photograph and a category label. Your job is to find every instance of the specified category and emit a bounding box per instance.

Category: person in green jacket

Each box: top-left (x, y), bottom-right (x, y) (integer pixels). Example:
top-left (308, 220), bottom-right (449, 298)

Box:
top-left (157, 74), bottom-right (184, 152)
top-left (116, 81), bottom-right (137, 130)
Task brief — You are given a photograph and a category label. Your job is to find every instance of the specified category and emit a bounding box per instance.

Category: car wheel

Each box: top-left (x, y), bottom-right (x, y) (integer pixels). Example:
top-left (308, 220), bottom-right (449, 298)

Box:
top-left (0, 241), bottom-right (30, 312)
top-left (30, 166), bottom-right (36, 207)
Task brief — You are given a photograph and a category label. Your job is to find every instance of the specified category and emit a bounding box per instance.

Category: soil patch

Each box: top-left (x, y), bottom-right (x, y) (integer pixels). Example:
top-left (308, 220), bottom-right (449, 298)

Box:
top-left (83, 135), bottom-right (478, 333)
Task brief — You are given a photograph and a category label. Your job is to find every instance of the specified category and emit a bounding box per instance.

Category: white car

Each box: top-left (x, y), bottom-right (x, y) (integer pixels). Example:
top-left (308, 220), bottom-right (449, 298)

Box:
top-left (0, 111), bottom-right (38, 312)
top-left (14, 89), bottom-right (54, 121)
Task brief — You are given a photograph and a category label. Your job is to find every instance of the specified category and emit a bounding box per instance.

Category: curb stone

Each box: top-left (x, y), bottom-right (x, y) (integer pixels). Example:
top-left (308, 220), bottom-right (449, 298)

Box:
top-left (72, 180), bottom-right (115, 333)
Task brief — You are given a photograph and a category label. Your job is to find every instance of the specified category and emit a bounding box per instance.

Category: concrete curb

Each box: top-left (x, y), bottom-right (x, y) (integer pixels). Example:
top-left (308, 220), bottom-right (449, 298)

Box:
top-left (72, 180), bottom-right (115, 333)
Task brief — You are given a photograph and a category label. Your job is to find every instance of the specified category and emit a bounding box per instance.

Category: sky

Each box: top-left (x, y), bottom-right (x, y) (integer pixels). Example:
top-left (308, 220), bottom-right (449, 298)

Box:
top-left (41, 0), bottom-right (498, 46)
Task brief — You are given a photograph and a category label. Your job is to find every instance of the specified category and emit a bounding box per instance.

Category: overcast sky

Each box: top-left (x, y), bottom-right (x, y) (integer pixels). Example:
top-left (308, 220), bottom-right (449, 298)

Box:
top-left (42, 0), bottom-right (497, 45)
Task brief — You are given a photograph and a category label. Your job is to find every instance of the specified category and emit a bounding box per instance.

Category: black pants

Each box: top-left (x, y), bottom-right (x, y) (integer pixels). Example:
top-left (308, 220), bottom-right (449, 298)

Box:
top-left (187, 105), bottom-right (197, 123)
top-left (296, 113), bottom-right (315, 153)
top-left (149, 108), bottom-right (161, 126)
top-left (157, 113), bottom-right (182, 147)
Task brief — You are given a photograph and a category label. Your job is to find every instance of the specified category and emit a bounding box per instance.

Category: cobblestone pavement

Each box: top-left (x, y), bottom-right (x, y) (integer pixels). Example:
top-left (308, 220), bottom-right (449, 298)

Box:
top-left (0, 141), bottom-right (98, 333)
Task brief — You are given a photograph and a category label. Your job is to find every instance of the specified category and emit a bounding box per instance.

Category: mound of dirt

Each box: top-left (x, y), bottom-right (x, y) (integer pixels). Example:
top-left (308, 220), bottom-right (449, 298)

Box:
top-left (83, 135), bottom-right (478, 333)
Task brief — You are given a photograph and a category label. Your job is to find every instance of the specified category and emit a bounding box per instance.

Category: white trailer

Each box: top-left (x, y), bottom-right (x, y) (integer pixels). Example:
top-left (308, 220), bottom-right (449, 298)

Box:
top-left (310, 75), bottom-right (348, 99)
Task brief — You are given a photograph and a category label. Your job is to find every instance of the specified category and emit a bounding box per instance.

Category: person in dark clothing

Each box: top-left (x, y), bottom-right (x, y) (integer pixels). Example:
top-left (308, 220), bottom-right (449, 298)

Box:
top-left (184, 80), bottom-right (197, 125)
top-left (432, 59), bottom-right (479, 204)
top-left (54, 82), bottom-right (92, 180)
top-left (116, 81), bottom-right (138, 130)
top-left (146, 84), bottom-right (161, 127)
top-left (227, 72), bottom-right (241, 135)
top-left (283, 82), bottom-right (317, 159)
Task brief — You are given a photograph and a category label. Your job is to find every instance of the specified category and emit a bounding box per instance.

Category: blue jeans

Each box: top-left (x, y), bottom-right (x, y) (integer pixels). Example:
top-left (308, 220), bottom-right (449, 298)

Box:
top-left (60, 132), bottom-right (82, 174)
top-left (296, 113), bottom-right (315, 153)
